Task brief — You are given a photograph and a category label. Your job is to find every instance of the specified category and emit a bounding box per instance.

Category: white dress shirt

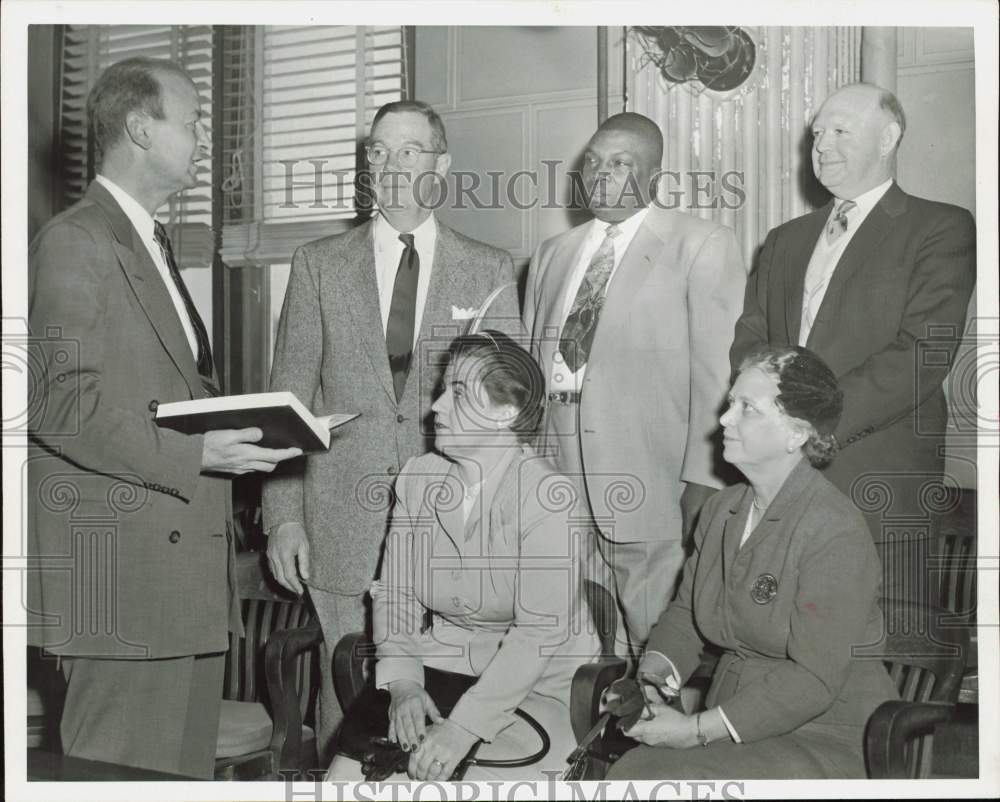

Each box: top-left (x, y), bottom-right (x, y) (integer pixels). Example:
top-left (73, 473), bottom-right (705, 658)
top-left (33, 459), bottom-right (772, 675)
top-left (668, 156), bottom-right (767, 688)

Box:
top-left (550, 206), bottom-right (650, 392)
top-left (373, 211), bottom-right (437, 346)
top-left (798, 179), bottom-right (894, 346)
top-left (95, 174), bottom-right (200, 361)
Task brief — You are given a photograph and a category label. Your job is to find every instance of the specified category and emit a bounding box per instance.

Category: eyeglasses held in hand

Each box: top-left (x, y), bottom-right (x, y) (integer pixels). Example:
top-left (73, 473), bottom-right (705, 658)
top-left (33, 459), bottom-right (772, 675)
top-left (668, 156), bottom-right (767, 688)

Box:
top-left (366, 144), bottom-right (445, 168)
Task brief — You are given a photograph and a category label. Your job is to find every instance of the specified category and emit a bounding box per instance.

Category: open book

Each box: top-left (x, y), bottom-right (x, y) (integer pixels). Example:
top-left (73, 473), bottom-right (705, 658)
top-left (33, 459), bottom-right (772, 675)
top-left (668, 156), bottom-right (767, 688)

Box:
top-left (154, 391), bottom-right (358, 452)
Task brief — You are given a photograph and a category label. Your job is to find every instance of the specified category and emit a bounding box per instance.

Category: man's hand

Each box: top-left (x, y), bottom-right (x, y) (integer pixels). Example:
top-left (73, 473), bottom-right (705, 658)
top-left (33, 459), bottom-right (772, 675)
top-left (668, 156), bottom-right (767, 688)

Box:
top-left (266, 522), bottom-right (311, 595)
top-left (201, 427), bottom-right (302, 474)
top-left (680, 482), bottom-right (716, 541)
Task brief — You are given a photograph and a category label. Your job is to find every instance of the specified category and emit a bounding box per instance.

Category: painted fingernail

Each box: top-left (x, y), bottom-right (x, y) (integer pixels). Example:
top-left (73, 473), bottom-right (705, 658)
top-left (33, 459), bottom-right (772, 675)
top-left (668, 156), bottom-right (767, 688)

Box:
top-left (402, 743), bottom-right (410, 752)
top-left (418, 734), bottom-right (425, 743)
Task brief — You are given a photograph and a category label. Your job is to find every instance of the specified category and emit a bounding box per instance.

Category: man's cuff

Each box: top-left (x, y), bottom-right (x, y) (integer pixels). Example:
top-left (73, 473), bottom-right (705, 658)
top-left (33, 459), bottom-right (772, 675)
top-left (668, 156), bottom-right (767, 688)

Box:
top-left (717, 706), bottom-right (742, 743)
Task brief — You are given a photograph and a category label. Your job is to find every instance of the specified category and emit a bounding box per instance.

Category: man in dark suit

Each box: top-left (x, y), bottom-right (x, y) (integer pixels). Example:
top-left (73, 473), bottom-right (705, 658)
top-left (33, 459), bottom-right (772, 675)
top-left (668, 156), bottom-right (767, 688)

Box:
top-left (28, 57), bottom-right (300, 778)
top-left (730, 83), bottom-right (976, 603)
top-left (263, 100), bottom-right (520, 760)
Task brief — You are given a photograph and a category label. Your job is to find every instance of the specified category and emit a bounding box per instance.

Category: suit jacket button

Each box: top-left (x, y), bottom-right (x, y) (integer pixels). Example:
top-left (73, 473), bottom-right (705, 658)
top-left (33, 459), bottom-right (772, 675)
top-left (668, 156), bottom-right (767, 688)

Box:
top-left (396, 414), bottom-right (406, 423)
top-left (387, 466), bottom-right (397, 475)
top-left (452, 596), bottom-right (461, 608)
top-left (148, 400), bottom-right (159, 413)
top-left (168, 530), bottom-right (181, 543)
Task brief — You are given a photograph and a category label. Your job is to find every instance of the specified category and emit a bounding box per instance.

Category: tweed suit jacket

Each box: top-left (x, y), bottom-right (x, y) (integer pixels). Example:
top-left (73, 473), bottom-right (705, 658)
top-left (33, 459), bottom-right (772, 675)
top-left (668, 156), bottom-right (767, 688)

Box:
top-left (730, 184), bottom-right (976, 533)
top-left (645, 460), bottom-right (898, 752)
top-left (262, 217), bottom-right (520, 594)
top-left (27, 181), bottom-right (239, 659)
top-left (523, 205), bottom-right (745, 556)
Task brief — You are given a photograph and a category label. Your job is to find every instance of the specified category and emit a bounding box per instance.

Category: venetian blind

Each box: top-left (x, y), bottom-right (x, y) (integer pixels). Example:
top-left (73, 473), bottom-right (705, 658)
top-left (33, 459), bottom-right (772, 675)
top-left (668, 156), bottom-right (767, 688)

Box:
top-left (58, 25), bottom-right (214, 267)
top-left (220, 25), bottom-right (405, 265)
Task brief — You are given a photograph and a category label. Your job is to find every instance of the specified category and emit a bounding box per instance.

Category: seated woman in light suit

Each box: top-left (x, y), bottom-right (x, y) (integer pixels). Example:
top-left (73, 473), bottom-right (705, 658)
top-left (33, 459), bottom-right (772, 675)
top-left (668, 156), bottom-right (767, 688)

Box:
top-left (328, 331), bottom-right (599, 782)
top-left (607, 345), bottom-right (897, 780)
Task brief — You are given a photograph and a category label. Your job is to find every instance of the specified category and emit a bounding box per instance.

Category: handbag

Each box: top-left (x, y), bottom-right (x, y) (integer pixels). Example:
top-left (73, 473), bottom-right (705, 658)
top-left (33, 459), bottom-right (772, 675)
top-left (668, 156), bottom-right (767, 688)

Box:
top-left (337, 665), bottom-right (550, 781)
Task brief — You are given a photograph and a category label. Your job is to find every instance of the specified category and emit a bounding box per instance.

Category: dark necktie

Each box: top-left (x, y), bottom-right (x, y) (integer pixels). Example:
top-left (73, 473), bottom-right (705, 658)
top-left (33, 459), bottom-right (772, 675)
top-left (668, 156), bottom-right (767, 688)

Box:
top-left (558, 223), bottom-right (620, 373)
top-left (386, 232), bottom-right (419, 403)
top-left (153, 221), bottom-right (219, 396)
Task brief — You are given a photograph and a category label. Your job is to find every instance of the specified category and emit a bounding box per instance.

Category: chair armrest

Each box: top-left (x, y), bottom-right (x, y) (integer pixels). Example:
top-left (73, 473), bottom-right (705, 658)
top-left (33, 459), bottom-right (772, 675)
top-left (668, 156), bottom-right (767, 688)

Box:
top-left (865, 700), bottom-right (956, 779)
top-left (570, 657), bottom-right (628, 743)
top-left (265, 618), bottom-right (323, 771)
top-left (333, 631), bottom-right (373, 711)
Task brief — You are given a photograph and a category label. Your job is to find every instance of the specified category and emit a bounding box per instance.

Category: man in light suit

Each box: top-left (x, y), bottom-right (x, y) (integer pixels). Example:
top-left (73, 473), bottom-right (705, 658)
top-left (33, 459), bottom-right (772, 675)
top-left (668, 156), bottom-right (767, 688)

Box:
top-left (264, 100), bottom-right (520, 759)
top-left (522, 113), bottom-right (746, 655)
top-left (730, 83), bottom-right (976, 603)
top-left (28, 57), bottom-right (300, 777)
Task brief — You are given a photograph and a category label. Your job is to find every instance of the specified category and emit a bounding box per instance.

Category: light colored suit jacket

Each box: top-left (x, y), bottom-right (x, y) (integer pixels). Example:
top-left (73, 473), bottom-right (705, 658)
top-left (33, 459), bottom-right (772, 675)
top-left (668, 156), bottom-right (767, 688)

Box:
top-left (262, 217), bottom-right (520, 593)
top-left (645, 460), bottom-right (897, 763)
top-left (27, 181), bottom-right (239, 659)
top-left (372, 446), bottom-right (600, 742)
top-left (730, 183), bottom-right (976, 536)
top-left (523, 205), bottom-right (745, 556)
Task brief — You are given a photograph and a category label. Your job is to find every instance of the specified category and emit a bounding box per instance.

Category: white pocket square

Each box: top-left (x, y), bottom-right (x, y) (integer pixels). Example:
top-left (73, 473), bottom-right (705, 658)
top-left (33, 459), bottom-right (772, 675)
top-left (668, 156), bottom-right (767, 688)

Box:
top-left (451, 305), bottom-right (478, 320)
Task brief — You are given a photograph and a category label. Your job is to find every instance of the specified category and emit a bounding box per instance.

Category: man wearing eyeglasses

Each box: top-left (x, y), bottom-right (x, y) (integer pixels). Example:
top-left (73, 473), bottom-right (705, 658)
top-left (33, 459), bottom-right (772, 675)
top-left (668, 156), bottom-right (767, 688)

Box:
top-left (523, 113), bottom-right (746, 660)
top-left (263, 100), bottom-right (519, 760)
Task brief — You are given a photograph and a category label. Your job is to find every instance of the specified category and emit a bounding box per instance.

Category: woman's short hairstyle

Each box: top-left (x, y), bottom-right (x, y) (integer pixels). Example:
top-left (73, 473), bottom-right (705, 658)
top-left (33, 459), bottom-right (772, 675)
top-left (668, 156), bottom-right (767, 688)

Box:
top-left (739, 345), bottom-right (844, 468)
top-left (447, 330), bottom-right (545, 444)
top-left (87, 57), bottom-right (191, 162)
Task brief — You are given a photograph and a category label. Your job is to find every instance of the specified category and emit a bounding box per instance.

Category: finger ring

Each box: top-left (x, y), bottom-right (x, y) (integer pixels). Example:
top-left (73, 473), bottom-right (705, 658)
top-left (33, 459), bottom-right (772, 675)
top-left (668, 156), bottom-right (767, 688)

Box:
top-left (431, 758), bottom-right (444, 769)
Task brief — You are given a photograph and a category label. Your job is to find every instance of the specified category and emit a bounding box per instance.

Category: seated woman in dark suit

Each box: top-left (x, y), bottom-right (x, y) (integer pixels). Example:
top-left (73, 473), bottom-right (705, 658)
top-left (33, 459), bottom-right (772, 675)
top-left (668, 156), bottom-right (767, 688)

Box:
top-left (328, 331), bottom-right (599, 782)
top-left (607, 345), bottom-right (897, 780)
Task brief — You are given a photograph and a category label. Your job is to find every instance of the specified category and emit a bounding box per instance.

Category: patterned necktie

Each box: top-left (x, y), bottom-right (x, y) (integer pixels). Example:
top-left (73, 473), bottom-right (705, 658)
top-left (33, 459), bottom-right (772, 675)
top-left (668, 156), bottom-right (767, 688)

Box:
top-left (386, 232), bottom-right (419, 403)
top-left (824, 198), bottom-right (857, 245)
top-left (801, 199), bottom-right (859, 342)
top-left (153, 221), bottom-right (218, 396)
top-left (558, 224), bottom-right (620, 373)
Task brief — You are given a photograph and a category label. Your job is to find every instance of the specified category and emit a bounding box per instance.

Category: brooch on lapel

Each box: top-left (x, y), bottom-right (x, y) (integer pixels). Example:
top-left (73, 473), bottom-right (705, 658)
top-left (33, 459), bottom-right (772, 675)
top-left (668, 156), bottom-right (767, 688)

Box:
top-left (750, 573), bottom-right (778, 605)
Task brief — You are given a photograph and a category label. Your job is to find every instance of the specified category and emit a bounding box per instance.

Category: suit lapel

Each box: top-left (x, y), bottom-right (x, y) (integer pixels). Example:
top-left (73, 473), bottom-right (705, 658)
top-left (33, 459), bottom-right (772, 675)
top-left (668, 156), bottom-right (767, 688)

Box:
top-left (587, 217), bottom-right (661, 372)
top-left (807, 187), bottom-right (900, 349)
top-left (784, 206), bottom-right (830, 345)
top-left (342, 221), bottom-right (397, 403)
top-left (88, 183), bottom-right (203, 398)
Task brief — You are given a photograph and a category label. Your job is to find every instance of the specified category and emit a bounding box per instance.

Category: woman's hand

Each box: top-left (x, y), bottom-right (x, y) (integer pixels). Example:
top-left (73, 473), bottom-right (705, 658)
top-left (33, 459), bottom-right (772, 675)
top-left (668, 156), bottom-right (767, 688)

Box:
top-left (622, 702), bottom-right (699, 748)
top-left (408, 718), bottom-right (479, 781)
top-left (387, 680), bottom-right (442, 751)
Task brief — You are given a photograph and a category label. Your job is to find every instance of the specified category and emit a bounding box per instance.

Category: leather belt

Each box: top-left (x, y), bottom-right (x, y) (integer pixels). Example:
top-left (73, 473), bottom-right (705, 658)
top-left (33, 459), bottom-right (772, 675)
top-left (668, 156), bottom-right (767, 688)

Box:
top-left (547, 391), bottom-right (582, 404)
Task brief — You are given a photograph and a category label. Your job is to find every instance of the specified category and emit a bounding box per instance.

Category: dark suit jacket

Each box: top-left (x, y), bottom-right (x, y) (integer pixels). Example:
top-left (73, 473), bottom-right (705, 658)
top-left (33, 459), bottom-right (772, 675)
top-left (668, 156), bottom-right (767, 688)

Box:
top-left (730, 183), bottom-right (976, 535)
top-left (262, 217), bottom-right (520, 594)
top-left (27, 181), bottom-right (240, 659)
top-left (645, 460), bottom-right (897, 755)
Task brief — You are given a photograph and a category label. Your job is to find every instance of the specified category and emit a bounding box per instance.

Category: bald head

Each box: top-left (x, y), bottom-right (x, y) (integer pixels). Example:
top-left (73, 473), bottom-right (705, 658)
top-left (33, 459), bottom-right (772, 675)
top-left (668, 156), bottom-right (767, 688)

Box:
top-left (582, 113), bottom-right (664, 223)
top-left (811, 82), bottom-right (905, 200)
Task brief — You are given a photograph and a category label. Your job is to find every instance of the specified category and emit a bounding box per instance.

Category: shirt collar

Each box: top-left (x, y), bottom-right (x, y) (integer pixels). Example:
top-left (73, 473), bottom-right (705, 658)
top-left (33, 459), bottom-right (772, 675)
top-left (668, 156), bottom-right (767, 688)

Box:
top-left (374, 210), bottom-right (437, 253)
top-left (588, 205), bottom-right (650, 241)
top-left (95, 174), bottom-right (157, 243)
top-left (834, 178), bottom-right (893, 220)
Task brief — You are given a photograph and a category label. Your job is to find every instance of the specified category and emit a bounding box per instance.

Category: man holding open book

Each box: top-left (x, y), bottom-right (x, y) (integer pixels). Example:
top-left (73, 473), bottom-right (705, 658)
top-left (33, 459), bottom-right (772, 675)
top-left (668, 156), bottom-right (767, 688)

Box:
top-left (263, 100), bottom-right (521, 761)
top-left (27, 58), bottom-right (302, 777)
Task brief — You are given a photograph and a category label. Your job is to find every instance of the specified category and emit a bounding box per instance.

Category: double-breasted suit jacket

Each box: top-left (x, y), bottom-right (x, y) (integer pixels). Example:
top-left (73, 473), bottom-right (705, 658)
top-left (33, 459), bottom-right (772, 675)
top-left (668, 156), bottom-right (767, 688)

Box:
top-left (27, 181), bottom-right (240, 660)
top-left (730, 183), bottom-right (976, 542)
top-left (373, 446), bottom-right (599, 764)
top-left (262, 218), bottom-right (520, 596)
top-left (617, 460), bottom-right (898, 779)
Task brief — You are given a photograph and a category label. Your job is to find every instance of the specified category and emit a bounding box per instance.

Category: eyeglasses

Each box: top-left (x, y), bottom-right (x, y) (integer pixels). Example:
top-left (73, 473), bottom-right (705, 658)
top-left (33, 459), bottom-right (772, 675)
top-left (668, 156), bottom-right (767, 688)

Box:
top-left (365, 144), bottom-right (445, 168)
